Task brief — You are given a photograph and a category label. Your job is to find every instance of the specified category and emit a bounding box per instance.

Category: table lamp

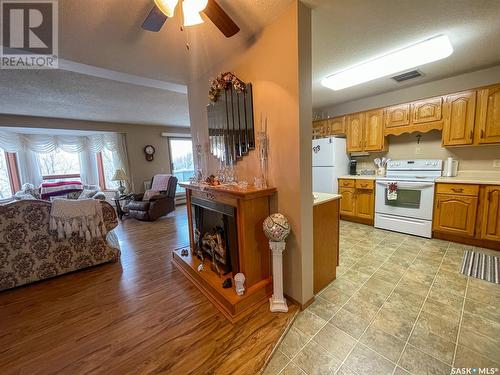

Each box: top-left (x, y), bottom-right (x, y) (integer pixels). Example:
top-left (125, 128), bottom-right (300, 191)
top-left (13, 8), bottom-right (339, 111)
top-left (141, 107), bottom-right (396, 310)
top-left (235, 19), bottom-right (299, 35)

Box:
top-left (111, 169), bottom-right (127, 196)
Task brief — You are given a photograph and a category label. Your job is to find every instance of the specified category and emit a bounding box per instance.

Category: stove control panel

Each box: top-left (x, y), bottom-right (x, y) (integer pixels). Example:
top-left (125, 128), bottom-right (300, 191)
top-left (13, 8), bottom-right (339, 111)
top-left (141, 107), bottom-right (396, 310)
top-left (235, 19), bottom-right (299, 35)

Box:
top-left (387, 159), bottom-right (442, 171)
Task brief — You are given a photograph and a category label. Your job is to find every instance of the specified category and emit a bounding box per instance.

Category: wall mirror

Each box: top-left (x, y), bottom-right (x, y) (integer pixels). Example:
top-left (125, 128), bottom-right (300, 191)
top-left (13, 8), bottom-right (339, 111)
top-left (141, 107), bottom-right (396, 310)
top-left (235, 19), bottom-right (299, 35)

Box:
top-left (207, 72), bottom-right (255, 164)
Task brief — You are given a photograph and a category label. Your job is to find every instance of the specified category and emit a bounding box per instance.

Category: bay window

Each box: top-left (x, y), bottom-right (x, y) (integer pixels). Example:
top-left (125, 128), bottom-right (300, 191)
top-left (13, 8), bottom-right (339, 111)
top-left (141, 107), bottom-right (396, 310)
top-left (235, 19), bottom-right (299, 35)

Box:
top-left (37, 149), bottom-right (81, 180)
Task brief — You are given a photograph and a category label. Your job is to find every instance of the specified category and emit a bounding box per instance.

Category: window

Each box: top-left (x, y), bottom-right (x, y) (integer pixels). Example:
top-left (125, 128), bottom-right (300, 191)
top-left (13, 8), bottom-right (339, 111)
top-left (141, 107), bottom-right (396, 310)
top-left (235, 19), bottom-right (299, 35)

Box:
top-left (0, 149), bottom-right (20, 198)
top-left (168, 138), bottom-right (194, 194)
top-left (37, 149), bottom-right (81, 180)
top-left (97, 148), bottom-right (119, 190)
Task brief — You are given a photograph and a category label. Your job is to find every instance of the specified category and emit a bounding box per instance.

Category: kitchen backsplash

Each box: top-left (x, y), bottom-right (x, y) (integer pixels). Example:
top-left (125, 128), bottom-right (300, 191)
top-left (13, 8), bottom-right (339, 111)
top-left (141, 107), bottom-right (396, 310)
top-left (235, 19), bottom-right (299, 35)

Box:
top-left (351, 130), bottom-right (500, 172)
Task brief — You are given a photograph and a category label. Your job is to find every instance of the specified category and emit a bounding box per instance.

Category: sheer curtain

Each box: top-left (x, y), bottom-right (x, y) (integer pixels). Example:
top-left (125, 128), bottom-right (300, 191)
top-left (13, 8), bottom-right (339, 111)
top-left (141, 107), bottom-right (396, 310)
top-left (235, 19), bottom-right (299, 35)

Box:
top-left (16, 150), bottom-right (43, 186)
top-left (112, 133), bottom-right (133, 192)
top-left (78, 150), bottom-right (99, 186)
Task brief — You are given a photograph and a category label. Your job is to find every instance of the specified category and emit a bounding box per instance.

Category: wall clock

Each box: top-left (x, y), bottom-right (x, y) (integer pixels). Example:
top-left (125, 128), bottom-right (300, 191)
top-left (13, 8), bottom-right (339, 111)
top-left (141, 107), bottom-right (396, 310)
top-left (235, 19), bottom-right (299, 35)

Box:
top-left (144, 145), bottom-right (155, 161)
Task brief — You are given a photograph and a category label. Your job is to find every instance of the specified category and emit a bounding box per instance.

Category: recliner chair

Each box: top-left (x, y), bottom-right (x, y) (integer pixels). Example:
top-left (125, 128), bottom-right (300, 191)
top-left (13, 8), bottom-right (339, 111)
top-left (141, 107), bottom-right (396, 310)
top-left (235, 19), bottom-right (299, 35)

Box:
top-left (127, 175), bottom-right (178, 221)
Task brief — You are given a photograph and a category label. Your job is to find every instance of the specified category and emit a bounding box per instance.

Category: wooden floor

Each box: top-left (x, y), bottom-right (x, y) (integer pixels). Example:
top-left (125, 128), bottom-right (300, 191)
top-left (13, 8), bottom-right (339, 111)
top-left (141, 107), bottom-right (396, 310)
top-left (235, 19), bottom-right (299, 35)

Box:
top-left (0, 206), bottom-right (297, 374)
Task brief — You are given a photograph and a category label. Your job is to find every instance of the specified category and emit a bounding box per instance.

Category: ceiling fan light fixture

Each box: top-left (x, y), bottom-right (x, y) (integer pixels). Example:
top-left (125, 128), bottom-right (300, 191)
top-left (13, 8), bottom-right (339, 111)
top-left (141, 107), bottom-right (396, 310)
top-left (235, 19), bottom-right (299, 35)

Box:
top-left (154, 0), bottom-right (179, 17)
top-left (182, 0), bottom-right (208, 26)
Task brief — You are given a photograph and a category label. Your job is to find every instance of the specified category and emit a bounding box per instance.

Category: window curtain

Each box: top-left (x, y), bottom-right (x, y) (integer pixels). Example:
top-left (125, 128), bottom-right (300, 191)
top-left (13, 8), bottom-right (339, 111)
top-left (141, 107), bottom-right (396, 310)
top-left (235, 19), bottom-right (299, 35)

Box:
top-left (112, 133), bottom-right (133, 192)
top-left (78, 150), bottom-right (99, 186)
top-left (16, 149), bottom-right (43, 187)
top-left (0, 131), bottom-right (119, 153)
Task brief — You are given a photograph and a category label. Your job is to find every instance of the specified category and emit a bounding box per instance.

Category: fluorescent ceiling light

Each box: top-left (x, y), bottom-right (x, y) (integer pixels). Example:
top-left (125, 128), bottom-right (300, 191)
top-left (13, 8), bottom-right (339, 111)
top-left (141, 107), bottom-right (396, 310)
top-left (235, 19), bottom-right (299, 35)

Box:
top-left (321, 35), bottom-right (454, 91)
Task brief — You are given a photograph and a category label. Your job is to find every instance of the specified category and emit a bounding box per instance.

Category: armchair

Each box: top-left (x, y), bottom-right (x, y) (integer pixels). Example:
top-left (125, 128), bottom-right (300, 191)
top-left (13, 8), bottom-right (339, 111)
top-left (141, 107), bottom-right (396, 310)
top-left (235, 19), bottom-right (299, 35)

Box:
top-left (127, 175), bottom-right (178, 221)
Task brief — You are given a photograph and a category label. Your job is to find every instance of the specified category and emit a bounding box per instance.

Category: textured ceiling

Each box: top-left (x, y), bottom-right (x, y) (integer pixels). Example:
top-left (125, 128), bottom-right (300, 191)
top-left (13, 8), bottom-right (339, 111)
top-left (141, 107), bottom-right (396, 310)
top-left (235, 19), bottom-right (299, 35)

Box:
top-left (311, 0), bottom-right (500, 109)
top-left (0, 0), bottom-right (293, 126)
top-left (0, 70), bottom-right (190, 127)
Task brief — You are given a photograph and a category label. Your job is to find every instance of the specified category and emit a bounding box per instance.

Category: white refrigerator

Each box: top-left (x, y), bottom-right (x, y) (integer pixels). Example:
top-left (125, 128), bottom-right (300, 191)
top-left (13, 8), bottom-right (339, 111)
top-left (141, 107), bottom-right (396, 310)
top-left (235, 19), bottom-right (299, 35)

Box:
top-left (312, 137), bottom-right (349, 194)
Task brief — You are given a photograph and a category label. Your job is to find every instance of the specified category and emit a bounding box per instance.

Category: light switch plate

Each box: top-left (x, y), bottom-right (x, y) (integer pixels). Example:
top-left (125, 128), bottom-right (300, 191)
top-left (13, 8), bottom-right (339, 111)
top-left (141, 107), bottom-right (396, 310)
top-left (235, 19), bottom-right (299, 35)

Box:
top-left (415, 147), bottom-right (423, 155)
top-left (493, 160), bottom-right (500, 168)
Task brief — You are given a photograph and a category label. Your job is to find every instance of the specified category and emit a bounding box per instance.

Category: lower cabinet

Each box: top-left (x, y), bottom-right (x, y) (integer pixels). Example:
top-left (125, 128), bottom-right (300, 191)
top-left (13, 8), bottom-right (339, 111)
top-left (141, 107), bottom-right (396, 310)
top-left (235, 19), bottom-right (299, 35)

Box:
top-left (433, 183), bottom-right (500, 249)
top-left (339, 179), bottom-right (374, 224)
top-left (433, 194), bottom-right (478, 237)
top-left (481, 186), bottom-right (500, 241)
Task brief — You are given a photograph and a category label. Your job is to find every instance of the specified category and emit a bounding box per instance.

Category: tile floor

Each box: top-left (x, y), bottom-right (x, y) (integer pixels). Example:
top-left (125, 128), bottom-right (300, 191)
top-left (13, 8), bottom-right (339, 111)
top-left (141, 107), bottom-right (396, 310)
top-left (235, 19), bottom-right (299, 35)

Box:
top-left (265, 221), bottom-right (500, 375)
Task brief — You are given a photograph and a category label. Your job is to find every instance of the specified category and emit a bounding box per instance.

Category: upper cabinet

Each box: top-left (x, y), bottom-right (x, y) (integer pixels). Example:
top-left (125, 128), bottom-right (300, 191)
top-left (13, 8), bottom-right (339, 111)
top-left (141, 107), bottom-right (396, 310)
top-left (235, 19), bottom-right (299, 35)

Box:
top-left (313, 82), bottom-right (500, 148)
top-left (412, 97), bottom-right (443, 124)
top-left (442, 90), bottom-right (477, 146)
top-left (385, 104), bottom-right (410, 128)
top-left (346, 111), bottom-right (386, 153)
top-left (476, 85), bottom-right (500, 144)
top-left (385, 97), bottom-right (443, 136)
top-left (346, 113), bottom-right (364, 152)
top-left (364, 109), bottom-right (386, 151)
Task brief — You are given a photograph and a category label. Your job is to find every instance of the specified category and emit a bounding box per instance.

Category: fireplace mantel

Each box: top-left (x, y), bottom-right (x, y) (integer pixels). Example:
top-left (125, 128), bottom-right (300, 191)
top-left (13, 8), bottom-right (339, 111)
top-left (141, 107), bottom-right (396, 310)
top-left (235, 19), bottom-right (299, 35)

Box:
top-left (173, 182), bottom-right (276, 323)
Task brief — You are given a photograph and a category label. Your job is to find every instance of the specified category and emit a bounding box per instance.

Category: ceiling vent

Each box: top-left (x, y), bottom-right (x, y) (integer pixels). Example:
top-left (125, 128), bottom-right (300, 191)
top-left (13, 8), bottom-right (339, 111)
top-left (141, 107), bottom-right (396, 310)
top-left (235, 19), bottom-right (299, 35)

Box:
top-left (391, 70), bottom-right (423, 82)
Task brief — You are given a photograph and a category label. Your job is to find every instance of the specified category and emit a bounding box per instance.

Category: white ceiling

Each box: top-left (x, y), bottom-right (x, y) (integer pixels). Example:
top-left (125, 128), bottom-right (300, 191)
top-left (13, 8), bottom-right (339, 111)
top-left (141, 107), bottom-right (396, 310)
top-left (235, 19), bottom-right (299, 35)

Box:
top-left (0, 0), bottom-right (292, 127)
top-left (2, 0), bottom-right (500, 123)
top-left (311, 0), bottom-right (500, 109)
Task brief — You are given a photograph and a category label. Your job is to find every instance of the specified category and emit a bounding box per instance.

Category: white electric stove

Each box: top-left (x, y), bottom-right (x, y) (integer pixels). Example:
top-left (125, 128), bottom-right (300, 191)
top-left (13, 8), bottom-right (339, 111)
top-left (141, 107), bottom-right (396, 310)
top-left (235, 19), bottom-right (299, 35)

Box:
top-left (375, 159), bottom-right (443, 238)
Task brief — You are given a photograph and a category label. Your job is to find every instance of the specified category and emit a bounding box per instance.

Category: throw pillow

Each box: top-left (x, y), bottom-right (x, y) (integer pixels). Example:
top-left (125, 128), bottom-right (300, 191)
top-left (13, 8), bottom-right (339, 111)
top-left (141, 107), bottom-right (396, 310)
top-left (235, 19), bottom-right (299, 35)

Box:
top-left (143, 189), bottom-right (160, 201)
top-left (78, 188), bottom-right (98, 200)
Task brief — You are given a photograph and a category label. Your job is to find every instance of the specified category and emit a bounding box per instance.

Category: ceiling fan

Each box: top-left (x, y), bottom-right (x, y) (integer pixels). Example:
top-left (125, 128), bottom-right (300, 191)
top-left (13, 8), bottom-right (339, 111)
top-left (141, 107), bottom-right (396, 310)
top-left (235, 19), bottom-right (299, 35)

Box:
top-left (141, 0), bottom-right (240, 38)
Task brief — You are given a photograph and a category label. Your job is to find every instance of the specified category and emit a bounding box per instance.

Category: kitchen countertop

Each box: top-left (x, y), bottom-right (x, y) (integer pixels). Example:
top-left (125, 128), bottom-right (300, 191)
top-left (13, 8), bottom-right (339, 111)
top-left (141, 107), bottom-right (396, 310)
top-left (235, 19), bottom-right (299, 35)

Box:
top-left (338, 175), bottom-right (377, 180)
top-left (313, 192), bottom-right (341, 206)
top-left (436, 171), bottom-right (500, 185)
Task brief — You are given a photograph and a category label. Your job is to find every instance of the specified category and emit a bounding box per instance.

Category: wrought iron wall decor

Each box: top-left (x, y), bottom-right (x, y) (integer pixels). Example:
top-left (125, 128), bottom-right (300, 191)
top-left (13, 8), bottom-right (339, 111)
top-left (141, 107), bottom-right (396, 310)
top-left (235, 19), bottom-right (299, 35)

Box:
top-left (207, 72), bottom-right (255, 164)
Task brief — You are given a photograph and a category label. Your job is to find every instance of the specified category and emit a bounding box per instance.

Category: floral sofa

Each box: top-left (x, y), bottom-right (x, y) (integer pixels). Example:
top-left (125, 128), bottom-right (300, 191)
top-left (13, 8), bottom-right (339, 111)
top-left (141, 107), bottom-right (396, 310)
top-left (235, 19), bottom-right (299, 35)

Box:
top-left (0, 199), bottom-right (121, 291)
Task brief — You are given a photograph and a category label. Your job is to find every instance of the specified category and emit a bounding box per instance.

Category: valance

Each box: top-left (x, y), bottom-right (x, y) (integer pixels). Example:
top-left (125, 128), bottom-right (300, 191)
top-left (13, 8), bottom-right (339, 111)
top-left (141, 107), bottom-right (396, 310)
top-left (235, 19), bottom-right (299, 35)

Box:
top-left (0, 131), bottom-right (120, 154)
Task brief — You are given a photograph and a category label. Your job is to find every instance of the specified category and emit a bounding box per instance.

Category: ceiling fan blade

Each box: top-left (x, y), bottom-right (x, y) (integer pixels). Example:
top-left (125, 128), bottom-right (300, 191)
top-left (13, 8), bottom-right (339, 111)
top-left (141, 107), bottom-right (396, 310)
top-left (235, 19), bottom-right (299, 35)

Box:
top-left (141, 5), bottom-right (168, 32)
top-left (203, 0), bottom-right (240, 38)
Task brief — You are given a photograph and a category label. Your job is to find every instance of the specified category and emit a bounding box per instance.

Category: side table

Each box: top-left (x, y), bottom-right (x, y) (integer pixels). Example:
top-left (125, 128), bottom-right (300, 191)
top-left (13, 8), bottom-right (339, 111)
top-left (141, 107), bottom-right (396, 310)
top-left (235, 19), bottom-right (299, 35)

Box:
top-left (113, 194), bottom-right (133, 220)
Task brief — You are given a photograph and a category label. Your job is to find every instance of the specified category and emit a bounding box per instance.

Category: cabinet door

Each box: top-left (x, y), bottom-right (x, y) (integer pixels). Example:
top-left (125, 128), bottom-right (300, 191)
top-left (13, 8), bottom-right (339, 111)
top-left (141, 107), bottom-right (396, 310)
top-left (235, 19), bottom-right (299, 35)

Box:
top-left (442, 91), bottom-right (476, 146)
top-left (339, 187), bottom-right (355, 216)
top-left (313, 120), bottom-right (327, 138)
top-left (384, 104), bottom-right (410, 128)
top-left (412, 97), bottom-right (443, 124)
top-left (433, 194), bottom-right (478, 237)
top-left (329, 116), bottom-right (346, 135)
top-left (364, 109), bottom-right (385, 151)
top-left (355, 189), bottom-right (374, 220)
top-left (481, 186), bottom-right (500, 241)
top-left (476, 86), bottom-right (500, 144)
top-left (346, 113), bottom-right (364, 152)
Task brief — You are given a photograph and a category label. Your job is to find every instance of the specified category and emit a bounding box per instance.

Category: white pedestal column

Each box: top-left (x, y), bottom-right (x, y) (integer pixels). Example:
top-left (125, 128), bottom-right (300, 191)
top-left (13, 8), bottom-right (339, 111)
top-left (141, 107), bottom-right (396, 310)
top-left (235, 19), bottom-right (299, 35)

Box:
top-left (269, 240), bottom-right (288, 312)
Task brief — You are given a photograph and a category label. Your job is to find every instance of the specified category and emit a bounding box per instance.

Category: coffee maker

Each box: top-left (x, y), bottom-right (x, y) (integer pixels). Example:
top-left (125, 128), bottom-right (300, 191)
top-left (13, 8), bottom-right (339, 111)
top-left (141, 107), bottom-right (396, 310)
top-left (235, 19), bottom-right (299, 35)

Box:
top-left (349, 160), bottom-right (357, 175)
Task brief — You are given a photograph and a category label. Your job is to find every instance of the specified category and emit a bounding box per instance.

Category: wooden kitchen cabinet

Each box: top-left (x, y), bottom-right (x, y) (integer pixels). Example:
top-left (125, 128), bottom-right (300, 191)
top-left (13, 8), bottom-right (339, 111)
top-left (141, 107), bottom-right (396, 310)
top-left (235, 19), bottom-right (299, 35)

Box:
top-left (339, 179), bottom-right (375, 224)
top-left (442, 90), bottom-right (477, 146)
top-left (476, 85), bottom-right (500, 144)
top-left (346, 113), bottom-right (364, 152)
top-left (313, 120), bottom-right (327, 138)
top-left (339, 187), bottom-right (355, 216)
top-left (355, 188), bottom-right (375, 220)
top-left (481, 186), bottom-right (500, 241)
top-left (412, 97), bottom-right (443, 124)
top-left (364, 109), bottom-right (386, 151)
top-left (328, 116), bottom-right (346, 135)
top-left (433, 194), bottom-right (478, 237)
top-left (433, 183), bottom-right (500, 250)
top-left (385, 103), bottom-right (410, 128)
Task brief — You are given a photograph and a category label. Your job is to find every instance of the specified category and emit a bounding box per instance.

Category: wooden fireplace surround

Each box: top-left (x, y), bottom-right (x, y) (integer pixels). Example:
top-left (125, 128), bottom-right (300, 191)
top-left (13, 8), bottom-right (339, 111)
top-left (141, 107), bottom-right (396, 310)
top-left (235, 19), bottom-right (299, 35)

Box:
top-left (174, 182), bottom-right (277, 323)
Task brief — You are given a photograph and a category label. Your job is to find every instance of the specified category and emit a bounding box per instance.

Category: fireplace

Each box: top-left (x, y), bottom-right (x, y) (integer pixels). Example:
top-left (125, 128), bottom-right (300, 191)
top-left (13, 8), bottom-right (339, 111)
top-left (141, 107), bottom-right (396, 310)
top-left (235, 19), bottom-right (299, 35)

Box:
top-left (173, 183), bottom-right (276, 323)
top-left (191, 196), bottom-right (239, 276)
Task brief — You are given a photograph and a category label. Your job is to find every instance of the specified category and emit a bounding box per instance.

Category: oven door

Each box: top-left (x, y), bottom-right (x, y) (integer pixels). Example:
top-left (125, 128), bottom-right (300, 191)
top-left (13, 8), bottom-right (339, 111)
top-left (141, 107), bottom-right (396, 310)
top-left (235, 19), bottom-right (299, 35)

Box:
top-left (375, 180), bottom-right (435, 220)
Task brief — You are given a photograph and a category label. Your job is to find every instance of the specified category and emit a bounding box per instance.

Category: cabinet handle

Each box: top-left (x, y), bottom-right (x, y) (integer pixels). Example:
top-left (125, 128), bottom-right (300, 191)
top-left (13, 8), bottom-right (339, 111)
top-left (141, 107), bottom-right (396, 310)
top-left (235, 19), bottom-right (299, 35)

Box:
top-left (470, 130), bottom-right (473, 140)
top-left (481, 129), bottom-right (485, 139)
top-left (451, 188), bottom-right (464, 193)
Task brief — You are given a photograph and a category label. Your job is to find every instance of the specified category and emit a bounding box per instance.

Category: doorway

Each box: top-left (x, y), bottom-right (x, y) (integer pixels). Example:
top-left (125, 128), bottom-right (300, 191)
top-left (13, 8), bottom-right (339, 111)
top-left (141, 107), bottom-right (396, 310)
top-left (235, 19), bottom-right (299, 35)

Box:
top-left (168, 138), bottom-right (195, 194)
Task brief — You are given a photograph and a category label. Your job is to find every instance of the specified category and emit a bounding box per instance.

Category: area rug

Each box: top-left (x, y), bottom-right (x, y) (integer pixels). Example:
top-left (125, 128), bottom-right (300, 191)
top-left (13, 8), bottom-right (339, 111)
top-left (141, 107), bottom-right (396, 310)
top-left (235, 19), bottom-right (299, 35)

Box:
top-left (460, 250), bottom-right (499, 284)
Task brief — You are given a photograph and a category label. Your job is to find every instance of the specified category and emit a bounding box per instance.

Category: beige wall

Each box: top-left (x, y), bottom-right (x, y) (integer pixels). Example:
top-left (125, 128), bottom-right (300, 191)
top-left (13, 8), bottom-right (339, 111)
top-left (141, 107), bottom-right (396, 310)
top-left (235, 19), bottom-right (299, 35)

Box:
top-left (0, 114), bottom-right (190, 192)
top-left (315, 65), bottom-right (500, 172)
top-left (187, 1), bottom-right (314, 305)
